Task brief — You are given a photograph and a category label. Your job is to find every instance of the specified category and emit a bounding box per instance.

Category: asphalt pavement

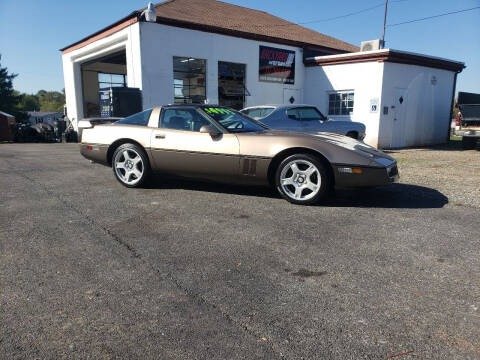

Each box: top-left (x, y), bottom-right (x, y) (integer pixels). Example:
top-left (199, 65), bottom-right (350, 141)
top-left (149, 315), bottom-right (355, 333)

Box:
top-left (1, 143), bottom-right (479, 359)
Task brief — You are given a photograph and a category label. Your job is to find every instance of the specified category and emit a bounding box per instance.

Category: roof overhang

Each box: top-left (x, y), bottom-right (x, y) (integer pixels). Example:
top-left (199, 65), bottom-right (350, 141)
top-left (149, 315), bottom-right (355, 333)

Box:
top-left (61, 12), bottom-right (140, 54)
top-left (304, 49), bottom-right (465, 73)
top-left (0, 111), bottom-right (15, 118)
top-left (61, 12), bottom-right (351, 56)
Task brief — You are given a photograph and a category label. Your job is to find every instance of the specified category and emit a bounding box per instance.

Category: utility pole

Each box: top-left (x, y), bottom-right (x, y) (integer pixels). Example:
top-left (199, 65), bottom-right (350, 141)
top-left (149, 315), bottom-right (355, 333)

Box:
top-left (382, 0), bottom-right (389, 48)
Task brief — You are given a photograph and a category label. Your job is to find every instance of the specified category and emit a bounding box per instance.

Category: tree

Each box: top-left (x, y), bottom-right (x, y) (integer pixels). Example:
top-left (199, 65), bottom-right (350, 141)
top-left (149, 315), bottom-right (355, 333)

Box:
top-left (0, 55), bottom-right (28, 122)
top-left (17, 92), bottom-right (40, 111)
top-left (37, 90), bottom-right (65, 112)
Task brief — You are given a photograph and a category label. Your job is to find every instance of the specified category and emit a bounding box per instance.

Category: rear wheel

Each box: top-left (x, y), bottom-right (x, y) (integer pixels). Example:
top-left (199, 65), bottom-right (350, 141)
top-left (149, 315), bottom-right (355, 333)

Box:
top-left (275, 154), bottom-right (330, 205)
top-left (112, 143), bottom-right (151, 188)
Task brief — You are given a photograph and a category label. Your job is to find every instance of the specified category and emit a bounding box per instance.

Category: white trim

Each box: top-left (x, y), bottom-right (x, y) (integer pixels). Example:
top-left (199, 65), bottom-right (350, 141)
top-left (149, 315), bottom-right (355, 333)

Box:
top-left (307, 48), bottom-right (465, 66)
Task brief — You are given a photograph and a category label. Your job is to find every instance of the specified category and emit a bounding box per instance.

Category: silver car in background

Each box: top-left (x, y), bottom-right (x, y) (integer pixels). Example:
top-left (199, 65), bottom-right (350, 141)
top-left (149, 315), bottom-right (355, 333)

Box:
top-left (241, 104), bottom-right (366, 141)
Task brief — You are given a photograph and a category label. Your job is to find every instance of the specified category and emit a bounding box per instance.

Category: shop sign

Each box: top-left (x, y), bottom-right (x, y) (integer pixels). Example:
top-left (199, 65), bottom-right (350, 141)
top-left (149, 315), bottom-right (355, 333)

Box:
top-left (259, 46), bottom-right (295, 84)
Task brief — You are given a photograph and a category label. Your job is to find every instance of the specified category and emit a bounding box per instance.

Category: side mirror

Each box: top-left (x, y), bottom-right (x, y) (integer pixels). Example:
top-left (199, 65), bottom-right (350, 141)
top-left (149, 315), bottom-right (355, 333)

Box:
top-left (200, 125), bottom-right (221, 137)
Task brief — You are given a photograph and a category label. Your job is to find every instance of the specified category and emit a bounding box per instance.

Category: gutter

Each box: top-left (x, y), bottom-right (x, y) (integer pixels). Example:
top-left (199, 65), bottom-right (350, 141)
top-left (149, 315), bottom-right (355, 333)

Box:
top-left (305, 49), bottom-right (465, 73)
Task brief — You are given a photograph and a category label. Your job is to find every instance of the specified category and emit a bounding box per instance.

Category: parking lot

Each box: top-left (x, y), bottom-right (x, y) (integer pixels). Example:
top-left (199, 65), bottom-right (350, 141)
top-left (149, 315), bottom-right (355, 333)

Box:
top-left (1, 143), bottom-right (479, 359)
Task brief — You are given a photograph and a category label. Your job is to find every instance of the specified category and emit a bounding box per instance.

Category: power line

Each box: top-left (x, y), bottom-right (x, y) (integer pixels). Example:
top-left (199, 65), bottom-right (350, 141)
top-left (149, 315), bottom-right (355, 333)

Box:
top-left (387, 6), bottom-right (480, 27)
top-left (302, 3), bottom-right (384, 24)
top-left (231, 0), bottom-right (409, 29)
top-left (300, 0), bottom-right (410, 24)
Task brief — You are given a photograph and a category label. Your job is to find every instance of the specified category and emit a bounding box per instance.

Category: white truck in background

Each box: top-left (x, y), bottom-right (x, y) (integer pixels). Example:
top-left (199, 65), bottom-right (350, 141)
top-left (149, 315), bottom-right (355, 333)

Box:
top-left (455, 92), bottom-right (480, 150)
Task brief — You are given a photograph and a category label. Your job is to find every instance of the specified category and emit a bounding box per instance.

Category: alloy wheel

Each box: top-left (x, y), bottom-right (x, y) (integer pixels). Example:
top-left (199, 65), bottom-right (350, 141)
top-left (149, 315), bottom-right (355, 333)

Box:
top-left (114, 149), bottom-right (144, 186)
top-left (279, 159), bottom-right (321, 201)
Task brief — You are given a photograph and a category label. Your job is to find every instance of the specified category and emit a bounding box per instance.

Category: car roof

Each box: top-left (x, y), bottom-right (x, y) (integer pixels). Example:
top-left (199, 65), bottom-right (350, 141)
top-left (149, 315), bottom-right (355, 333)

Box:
top-left (242, 104), bottom-right (319, 110)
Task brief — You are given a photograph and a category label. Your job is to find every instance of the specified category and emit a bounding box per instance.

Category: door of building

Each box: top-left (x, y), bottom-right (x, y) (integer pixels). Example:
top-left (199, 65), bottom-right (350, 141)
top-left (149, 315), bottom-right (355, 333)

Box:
top-left (283, 89), bottom-right (302, 105)
top-left (218, 62), bottom-right (246, 110)
top-left (391, 88), bottom-right (407, 148)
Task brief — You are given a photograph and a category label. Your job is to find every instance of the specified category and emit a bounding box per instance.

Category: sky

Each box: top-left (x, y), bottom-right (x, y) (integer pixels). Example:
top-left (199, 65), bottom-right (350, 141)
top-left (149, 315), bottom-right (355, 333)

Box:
top-left (0, 0), bottom-right (479, 94)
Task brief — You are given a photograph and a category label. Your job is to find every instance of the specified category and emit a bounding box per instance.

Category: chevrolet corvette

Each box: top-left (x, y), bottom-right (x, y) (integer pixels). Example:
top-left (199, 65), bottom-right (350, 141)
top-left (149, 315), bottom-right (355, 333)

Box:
top-left (79, 104), bottom-right (398, 205)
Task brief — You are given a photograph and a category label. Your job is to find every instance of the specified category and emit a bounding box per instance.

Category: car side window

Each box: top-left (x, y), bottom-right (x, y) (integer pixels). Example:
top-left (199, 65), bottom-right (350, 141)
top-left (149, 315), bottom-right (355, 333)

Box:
top-left (286, 109), bottom-right (300, 121)
top-left (115, 109), bottom-right (152, 125)
top-left (296, 107), bottom-right (325, 121)
top-left (160, 108), bottom-right (211, 131)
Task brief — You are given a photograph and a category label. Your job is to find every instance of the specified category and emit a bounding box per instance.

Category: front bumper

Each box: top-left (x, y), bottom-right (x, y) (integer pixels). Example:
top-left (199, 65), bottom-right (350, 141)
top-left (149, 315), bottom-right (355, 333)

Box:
top-left (460, 130), bottom-right (480, 138)
top-left (333, 163), bottom-right (399, 188)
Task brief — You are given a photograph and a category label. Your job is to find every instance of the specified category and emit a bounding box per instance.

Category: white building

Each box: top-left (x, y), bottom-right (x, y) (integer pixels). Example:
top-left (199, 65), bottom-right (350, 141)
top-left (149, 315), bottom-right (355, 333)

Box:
top-left (304, 50), bottom-right (464, 148)
top-left (61, 0), bottom-right (464, 149)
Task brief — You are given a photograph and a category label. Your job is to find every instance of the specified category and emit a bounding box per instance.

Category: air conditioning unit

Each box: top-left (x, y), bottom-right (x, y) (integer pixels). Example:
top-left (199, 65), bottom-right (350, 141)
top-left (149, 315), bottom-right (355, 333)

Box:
top-left (360, 39), bottom-right (384, 52)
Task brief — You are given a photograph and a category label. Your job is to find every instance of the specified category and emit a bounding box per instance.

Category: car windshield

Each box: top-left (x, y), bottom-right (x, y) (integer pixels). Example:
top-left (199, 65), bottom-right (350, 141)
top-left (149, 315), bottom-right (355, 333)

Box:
top-left (241, 107), bottom-right (275, 120)
top-left (202, 107), bottom-right (267, 133)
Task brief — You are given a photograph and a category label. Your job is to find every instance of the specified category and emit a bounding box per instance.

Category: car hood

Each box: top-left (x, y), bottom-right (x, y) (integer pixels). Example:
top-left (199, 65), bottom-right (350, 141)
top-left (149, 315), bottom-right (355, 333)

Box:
top-left (252, 129), bottom-right (395, 163)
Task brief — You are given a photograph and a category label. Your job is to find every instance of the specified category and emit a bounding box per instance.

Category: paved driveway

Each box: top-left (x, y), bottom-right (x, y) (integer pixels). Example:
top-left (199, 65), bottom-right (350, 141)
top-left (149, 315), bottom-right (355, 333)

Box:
top-left (1, 143), bottom-right (479, 359)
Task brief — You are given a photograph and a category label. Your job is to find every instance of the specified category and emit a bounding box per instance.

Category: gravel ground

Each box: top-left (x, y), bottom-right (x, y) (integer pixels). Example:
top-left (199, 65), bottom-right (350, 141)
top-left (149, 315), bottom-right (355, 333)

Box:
top-left (1, 142), bottom-right (479, 359)
top-left (391, 141), bottom-right (480, 208)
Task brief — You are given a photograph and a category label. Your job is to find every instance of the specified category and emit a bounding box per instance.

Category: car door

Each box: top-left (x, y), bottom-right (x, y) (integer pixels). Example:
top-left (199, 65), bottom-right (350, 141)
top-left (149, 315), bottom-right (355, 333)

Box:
top-left (149, 107), bottom-right (240, 179)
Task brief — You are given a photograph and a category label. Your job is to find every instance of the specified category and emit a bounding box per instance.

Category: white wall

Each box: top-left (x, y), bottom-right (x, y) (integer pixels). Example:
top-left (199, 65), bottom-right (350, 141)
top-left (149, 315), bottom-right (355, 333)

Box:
top-left (138, 22), bottom-right (304, 109)
top-left (304, 60), bottom-right (456, 149)
top-left (379, 63), bottom-right (455, 148)
top-left (304, 62), bottom-right (384, 147)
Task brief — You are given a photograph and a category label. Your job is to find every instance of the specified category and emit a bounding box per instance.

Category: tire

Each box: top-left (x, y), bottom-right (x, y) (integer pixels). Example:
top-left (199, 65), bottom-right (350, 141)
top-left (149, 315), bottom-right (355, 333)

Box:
top-left (112, 143), bottom-right (151, 188)
top-left (346, 131), bottom-right (358, 139)
top-left (462, 137), bottom-right (476, 150)
top-left (275, 153), bottom-right (330, 205)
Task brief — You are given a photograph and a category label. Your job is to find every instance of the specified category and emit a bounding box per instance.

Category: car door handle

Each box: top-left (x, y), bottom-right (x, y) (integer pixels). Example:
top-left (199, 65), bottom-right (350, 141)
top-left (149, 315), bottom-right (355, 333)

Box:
top-left (155, 133), bottom-right (166, 139)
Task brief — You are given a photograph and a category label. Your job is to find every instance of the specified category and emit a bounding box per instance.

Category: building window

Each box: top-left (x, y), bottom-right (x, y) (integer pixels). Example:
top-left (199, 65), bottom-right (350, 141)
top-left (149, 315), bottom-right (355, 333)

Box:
top-left (98, 73), bottom-right (127, 89)
top-left (173, 57), bottom-right (206, 104)
top-left (328, 91), bottom-right (354, 115)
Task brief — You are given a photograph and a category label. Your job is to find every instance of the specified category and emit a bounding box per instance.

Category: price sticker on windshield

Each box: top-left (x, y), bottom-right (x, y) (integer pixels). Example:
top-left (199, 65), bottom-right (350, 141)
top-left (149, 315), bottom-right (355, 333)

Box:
top-left (204, 107), bottom-right (234, 115)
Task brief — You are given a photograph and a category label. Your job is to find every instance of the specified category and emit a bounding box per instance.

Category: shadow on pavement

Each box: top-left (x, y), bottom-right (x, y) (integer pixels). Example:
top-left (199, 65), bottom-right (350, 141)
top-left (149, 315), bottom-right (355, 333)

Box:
top-left (149, 176), bottom-right (448, 209)
top-left (325, 184), bottom-right (448, 209)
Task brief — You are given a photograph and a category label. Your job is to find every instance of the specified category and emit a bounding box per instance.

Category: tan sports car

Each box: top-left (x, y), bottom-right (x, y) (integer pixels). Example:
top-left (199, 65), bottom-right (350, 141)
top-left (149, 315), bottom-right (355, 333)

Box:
top-left (79, 104), bottom-right (398, 205)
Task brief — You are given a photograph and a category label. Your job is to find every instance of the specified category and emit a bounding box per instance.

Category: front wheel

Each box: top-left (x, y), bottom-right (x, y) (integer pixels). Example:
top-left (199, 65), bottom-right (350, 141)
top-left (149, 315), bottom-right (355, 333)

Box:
top-left (112, 143), bottom-right (151, 188)
top-left (275, 154), bottom-right (330, 205)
